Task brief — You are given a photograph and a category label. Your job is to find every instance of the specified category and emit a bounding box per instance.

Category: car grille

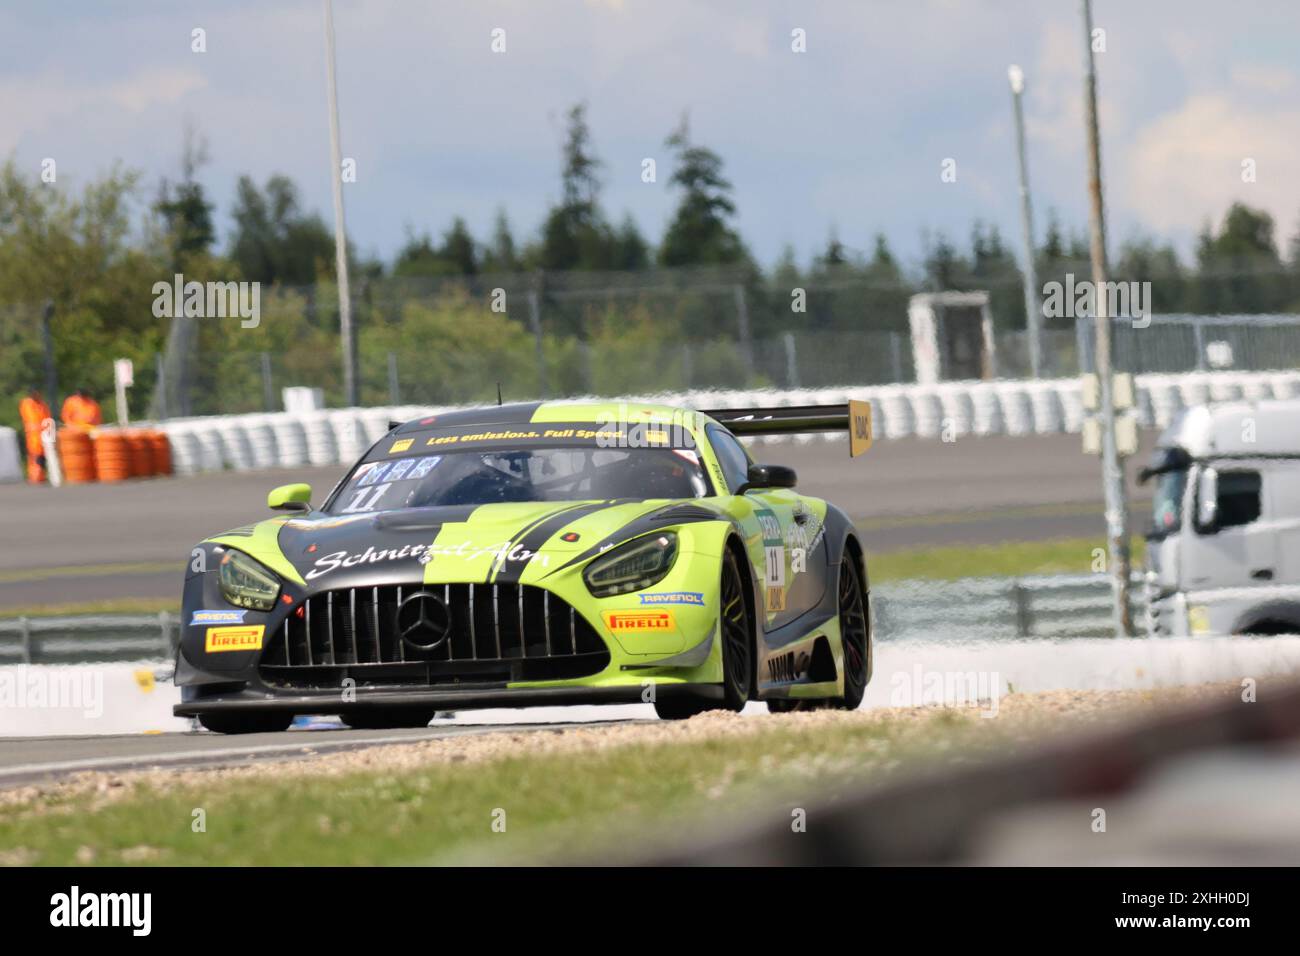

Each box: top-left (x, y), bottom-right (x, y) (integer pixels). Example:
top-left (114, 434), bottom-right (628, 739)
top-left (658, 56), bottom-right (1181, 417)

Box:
top-left (259, 583), bottom-right (609, 689)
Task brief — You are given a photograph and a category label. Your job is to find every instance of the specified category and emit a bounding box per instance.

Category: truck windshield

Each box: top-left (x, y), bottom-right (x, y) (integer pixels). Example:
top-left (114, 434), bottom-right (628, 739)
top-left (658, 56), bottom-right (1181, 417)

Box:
top-left (1150, 468), bottom-right (1187, 536)
top-left (327, 446), bottom-right (708, 514)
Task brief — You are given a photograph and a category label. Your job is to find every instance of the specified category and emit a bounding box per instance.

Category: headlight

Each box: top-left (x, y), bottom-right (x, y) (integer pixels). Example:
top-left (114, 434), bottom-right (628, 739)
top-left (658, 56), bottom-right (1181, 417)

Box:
top-left (583, 532), bottom-right (678, 598)
top-left (218, 549), bottom-right (281, 611)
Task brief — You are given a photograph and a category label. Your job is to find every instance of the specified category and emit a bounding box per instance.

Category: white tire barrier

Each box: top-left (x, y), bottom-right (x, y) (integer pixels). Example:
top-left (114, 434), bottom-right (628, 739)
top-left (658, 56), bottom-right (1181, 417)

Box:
top-left (268, 414), bottom-right (309, 468)
top-left (0, 426), bottom-right (24, 483)
top-left (241, 415), bottom-right (280, 470)
top-left (301, 412), bottom-right (338, 467)
top-left (995, 383), bottom-right (1034, 436)
top-left (936, 384), bottom-right (974, 438)
top-left (152, 369), bottom-right (1300, 471)
top-left (1025, 381), bottom-right (1064, 434)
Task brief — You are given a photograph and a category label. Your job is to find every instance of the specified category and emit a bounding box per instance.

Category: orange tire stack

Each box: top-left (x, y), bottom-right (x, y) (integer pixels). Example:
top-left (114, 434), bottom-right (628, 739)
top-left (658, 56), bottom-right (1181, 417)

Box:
top-left (125, 430), bottom-right (154, 477)
top-left (93, 430), bottom-right (132, 482)
top-left (59, 428), bottom-right (98, 483)
top-left (149, 431), bottom-right (173, 476)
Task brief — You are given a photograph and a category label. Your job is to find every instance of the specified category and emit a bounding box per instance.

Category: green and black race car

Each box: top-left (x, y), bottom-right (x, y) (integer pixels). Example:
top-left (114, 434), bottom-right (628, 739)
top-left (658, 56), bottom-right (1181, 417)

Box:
top-left (174, 399), bottom-right (874, 733)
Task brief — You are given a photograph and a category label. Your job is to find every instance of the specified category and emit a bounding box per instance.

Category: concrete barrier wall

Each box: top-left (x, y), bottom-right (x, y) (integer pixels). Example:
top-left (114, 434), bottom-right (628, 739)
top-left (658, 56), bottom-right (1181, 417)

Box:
top-left (148, 370), bottom-right (1300, 474)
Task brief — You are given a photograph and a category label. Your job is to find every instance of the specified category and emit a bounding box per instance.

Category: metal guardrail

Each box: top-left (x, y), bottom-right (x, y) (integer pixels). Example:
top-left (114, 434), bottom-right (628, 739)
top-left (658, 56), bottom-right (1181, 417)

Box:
top-left (0, 574), bottom-right (1146, 666)
top-left (874, 573), bottom-right (1144, 642)
top-left (0, 612), bottom-right (179, 665)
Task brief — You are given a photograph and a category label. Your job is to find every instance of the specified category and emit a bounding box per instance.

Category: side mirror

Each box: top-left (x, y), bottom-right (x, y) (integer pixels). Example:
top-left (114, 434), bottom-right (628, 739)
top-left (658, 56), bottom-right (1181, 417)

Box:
top-left (742, 463), bottom-right (797, 492)
top-left (268, 483), bottom-right (312, 512)
top-left (1196, 467), bottom-right (1218, 530)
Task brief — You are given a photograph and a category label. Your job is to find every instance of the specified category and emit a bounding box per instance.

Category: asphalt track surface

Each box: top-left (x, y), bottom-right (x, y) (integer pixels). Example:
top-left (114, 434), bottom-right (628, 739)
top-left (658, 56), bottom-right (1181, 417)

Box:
top-left (0, 431), bottom-right (1155, 610)
top-left (0, 720), bottom-right (645, 789)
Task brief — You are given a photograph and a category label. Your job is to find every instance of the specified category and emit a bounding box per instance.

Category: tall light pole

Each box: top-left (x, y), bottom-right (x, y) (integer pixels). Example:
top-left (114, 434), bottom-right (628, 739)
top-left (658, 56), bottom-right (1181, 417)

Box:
top-left (323, 0), bottom-right (357, 407)
top-left (1081, 0), bottom-right (1134, 636)
top-left (1008, 64), bottom-right (1044, 380)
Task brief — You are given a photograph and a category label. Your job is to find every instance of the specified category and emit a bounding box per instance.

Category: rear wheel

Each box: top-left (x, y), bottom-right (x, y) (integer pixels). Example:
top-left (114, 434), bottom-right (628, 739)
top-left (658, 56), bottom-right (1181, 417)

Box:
top-left (340, 707), bottom-right (435, 730)
top-left (197, 711), bottom-right (294, 735)
top-left (654, 547), bottom-right (753, 720)
top-left (766, 556), bottom-right (869, 714)
top-left (832, 557), bottom-right (869, 710)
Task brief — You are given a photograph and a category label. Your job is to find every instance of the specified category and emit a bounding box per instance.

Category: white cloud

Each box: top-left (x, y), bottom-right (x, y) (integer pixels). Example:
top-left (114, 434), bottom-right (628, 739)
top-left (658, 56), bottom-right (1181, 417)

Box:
top-left (0, 67), bottom-right (206, 153)
top-left (1121, 92), bottom-right (1300, 235)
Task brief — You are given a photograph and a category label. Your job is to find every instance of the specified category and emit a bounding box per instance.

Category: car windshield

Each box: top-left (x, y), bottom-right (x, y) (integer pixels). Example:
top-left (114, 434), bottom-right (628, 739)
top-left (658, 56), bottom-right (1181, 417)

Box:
top-left (1150, 467), bottom-right (1187, 536)
top-left (327, 446), bottom-right (708, 514)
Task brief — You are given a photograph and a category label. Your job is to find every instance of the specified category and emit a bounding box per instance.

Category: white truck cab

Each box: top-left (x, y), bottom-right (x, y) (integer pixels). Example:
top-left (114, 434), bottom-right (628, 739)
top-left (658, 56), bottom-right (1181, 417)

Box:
top-left (1140, 399), bottom-right (1300, 636)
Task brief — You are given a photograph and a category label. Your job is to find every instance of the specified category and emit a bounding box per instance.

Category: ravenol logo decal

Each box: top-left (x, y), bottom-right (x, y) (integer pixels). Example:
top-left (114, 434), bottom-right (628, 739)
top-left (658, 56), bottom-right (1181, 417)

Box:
top-left (191, 609), bottom-right (247, 626)
top-left (205, 625), bottom-right (265, 653)
top-left (602, 610), bottom-right (675, 632)
top-left (638, 591), bottom-right (705, 606)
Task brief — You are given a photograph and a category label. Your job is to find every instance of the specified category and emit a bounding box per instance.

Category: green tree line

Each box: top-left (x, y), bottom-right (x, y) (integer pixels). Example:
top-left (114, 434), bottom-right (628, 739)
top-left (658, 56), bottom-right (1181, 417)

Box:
top-left (4, 104), bottom-right (1300, 430)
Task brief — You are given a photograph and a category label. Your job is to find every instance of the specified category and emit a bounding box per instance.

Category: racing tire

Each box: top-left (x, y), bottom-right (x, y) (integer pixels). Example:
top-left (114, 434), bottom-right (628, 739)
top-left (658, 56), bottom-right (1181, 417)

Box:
top-left (831, 557), bottom-right (870, 711)
top-left (654, 547), bottom-right (753, 720)
top-left (339, 708), bottom-right (436, 730)
top-left (197, 712), bottom-right (294, 735)
top-left (767, 558), bottom-right (869, 713)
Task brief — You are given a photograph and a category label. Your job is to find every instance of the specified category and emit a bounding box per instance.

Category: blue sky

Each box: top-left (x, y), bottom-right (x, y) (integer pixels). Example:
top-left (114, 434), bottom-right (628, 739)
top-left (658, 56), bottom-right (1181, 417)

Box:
top-left (4, 0), bottom-right (1299, 270)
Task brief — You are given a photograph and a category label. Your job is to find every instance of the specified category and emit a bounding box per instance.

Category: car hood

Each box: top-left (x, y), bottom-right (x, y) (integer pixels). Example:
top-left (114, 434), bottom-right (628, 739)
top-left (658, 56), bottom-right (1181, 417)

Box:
top-left (209, 499), bottom-right (723, 590)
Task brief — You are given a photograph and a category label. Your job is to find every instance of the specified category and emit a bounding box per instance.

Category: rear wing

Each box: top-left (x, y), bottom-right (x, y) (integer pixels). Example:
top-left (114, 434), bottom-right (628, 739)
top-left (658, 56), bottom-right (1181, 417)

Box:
top-left (699, 400), bottom-right (873, 457)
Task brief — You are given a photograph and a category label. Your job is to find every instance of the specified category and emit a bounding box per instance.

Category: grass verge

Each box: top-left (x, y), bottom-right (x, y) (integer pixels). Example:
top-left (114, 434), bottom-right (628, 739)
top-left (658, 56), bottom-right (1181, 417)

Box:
top-left (869, 535), bottom-right (1146, 583)
top-left (0, 688), bottom-right (1196, 866)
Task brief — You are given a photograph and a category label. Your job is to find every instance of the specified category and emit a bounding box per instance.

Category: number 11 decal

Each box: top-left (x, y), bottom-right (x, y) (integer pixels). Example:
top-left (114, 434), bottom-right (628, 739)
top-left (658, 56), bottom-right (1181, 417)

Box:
top-left (341, 482), bottom-right (391, 513)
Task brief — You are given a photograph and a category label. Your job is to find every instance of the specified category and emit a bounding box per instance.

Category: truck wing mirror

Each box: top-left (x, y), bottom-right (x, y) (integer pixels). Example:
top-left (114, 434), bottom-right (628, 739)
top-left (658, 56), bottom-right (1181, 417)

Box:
top-left (1196, 468), bottom-right (1218, 529)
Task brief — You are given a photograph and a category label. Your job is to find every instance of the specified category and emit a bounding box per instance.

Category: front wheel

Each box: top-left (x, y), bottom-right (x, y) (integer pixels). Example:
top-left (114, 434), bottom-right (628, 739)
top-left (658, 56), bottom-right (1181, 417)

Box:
top-left (654, 548), bottom-right (753, 720)
top-left (197, 711), bottom-right (294, 735)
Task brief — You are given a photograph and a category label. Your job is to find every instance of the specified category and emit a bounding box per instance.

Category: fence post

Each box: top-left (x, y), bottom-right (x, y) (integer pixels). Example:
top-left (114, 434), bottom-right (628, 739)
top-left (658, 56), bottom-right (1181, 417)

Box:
top-left (19, 616), bottom-right (32, 665)
top-left (1192, 319), bottom-right (1207, 371)
top-left (1011, 582), bottom-right (1031, 638)
top-left (154, 351), bottom-right (169, 420)
top-left (527, 290), bottom-right (548, 398)
top-left (1074, 316), bottom-right (1090, 374)
top-left (260, 352), bottom-right (275, 411)
top-left (782, 332), bottom-right (800, 388)
top-left (733, 284), bottom-right (756, 384)
top-left (387, 351), bottom-right (401, 404)
top-left (158, 610), bottom-right (173, 657)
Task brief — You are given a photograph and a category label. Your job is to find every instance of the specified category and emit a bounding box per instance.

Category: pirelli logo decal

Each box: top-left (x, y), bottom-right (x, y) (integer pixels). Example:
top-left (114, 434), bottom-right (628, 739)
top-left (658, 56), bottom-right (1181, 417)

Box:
top-left (205, 625), bottom-right (265, 653)
top-left (602, 610), bottom-right (675, 633)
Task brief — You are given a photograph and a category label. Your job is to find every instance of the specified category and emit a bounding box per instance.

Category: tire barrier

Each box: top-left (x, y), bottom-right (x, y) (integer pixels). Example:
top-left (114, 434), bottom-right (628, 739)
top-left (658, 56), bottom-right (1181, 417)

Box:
top-left (19, 369), bottom-right (1290, 481)
top-left (58, 428), bottom-right (97, 483)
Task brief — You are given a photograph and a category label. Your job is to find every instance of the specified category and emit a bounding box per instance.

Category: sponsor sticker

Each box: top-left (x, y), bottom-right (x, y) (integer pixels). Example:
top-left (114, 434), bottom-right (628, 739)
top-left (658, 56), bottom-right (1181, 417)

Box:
top-left (204, 625), bottom-right (265, 653)
top-left (385, 458), bottom-right (415, 481)
top-left (357, 461), bottom-right (387, 486)
top-left (389, 438), bottom-right (414, 453)
top-left (638, 591), bottom-right (705, 606)
top-left (408, 455), bottom-right (441, 478)
top-left (602, 610), bottom-right (675, 632)
top-left (766, 587), bottom-right (787, 612)
top-left (190, 609), bottom-right (247, 626)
